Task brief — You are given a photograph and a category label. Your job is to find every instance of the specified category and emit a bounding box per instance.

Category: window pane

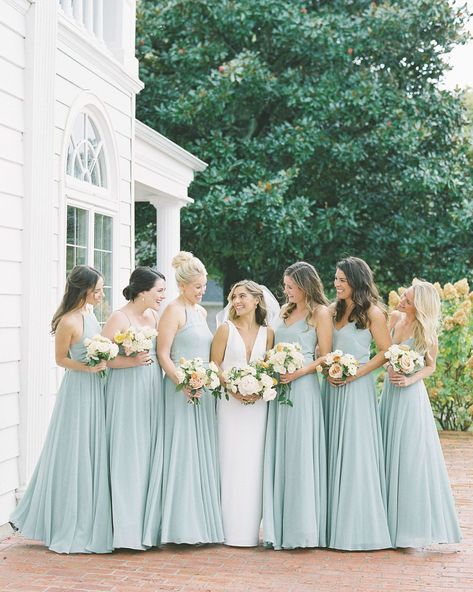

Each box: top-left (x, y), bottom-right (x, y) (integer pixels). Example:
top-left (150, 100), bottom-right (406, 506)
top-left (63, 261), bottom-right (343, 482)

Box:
top-left (66, 113), bottom-right (107, 188)
top-left (66, 246), bottom-right (75, 275)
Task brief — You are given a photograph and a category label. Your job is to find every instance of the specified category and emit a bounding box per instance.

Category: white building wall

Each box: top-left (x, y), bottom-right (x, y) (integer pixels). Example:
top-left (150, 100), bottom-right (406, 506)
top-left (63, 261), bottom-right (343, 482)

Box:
top-left (0, 0), bottom-right (28, 526)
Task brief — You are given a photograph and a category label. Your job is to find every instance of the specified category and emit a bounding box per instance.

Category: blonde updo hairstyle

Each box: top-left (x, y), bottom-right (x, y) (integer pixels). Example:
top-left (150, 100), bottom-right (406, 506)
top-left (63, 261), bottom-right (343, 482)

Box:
top-left (227, 280), bottom-right (268, 326)
top-left (172, 251), bottom-right (207, 287)
top-left (411, 280), bottom-right (441, 355)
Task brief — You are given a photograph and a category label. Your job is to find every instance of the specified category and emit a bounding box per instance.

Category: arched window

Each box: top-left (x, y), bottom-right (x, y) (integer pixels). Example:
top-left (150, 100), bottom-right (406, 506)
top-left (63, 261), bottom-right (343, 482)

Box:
top-left (66, 112), bottom-right (107, 187)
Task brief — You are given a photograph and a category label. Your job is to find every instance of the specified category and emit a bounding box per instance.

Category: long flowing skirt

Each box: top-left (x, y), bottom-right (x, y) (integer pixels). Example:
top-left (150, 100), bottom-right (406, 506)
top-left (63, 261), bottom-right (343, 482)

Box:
top-left (379, 377), bottom-right (461, 547)
top-left (10, 371), bottom-right (113, 554)
top-left (323, 374), bottom-right (391, 550)
top-left (263, 373), bottom-right (327, 550)
top-left (218, 396), bottom-right (267, 546)
top-left (106, 363), bottom-right (163, 550)
top-left (160, 378), bottom-right (224, 544)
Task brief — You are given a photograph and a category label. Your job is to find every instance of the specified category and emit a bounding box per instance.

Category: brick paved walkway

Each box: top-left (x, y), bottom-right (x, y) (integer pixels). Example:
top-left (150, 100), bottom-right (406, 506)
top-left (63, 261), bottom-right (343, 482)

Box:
top-left (1, 432), bottom-right (471, 592)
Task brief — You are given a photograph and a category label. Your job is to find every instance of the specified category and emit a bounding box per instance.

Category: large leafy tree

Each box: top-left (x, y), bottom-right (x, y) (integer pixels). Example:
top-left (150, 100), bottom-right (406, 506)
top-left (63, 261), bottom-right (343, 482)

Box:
top-left (135, 0), bottom-right (473, 297)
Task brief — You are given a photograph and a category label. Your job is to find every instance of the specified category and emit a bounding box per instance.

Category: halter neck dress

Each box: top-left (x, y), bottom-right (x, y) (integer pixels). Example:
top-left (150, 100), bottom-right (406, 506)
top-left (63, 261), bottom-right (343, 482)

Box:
top-left (379, 337), bottom-right (461, 547)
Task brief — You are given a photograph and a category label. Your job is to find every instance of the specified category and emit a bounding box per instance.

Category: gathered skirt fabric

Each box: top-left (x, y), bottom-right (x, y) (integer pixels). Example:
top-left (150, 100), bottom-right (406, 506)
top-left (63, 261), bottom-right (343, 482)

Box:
top-left (263, 373), bottom-right (327, 550)
top-left (323, 373), bottom-right (391, 550)
top-left (10, 370), bottom-right (113, 554)
top-left (379, 376), bottom-right (462, 547)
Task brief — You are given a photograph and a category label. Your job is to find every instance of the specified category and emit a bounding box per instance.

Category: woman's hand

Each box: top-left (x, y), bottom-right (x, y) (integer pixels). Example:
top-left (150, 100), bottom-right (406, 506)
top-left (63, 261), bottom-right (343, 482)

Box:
top-left (327, 374), bottom-right (356, 387)
top-left (389, 372), bottom-right (412, 388)
top-left (86, 360), bottom-right (107, 373)
top-left (279, 369), bottom-right (304, 384)
top-left (230, 391), bottom-right (259, 404)
top-left (132, 351), bottom-right (153, 367)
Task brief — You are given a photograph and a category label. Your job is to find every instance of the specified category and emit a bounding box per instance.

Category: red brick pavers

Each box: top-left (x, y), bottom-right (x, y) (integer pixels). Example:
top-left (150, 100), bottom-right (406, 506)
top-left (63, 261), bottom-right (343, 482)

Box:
top-left (1, 432), bottom-right (471, 592)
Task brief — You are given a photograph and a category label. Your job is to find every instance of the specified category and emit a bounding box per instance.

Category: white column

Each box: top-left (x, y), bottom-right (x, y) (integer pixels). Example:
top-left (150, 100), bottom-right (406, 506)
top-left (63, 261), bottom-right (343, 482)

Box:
top-left (61, 0), bottom-right (73, 17)
top-left (93, 0), bottom-right (104, 41)
top-left (72, 0), bottom-right (83, 25)
top-left (103, 0), bottom-right (139, 76)
top-left (19, 0), bottom-right (57, 487)
top-left (83, 0), bottom-right (93, 34)
top-left (151, 199), bottom-right (182, 303)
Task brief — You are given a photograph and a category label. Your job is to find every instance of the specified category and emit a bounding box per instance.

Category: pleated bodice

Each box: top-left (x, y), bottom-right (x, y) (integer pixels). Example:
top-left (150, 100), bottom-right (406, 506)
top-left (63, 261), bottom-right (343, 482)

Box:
top-left (170, 307), bottom-right (213, 364)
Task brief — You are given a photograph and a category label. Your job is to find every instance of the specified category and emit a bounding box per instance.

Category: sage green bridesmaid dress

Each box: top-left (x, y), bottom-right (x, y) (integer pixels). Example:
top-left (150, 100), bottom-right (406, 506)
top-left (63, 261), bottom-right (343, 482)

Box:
top-left (10, 312), bottom-right (113, 554)
top-left (263, 318), bottom-right (327, 550)
top-left (323, 322), bottom-right (391, 550)
top-left (160, 307), bottom-right (224, 544)
top-left (379, 338), bottom-right (461, 547)
top-left (106, 318), bottom-right (163, 550)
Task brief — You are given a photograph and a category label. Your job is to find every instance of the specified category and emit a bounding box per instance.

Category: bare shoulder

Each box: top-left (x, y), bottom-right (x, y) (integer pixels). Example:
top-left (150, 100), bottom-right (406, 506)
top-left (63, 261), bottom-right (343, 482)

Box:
top-left (314, 304), bottom-right (332, 323)
top-left (214, 322), bottom-right (230, 340)
top-left (388, 309), bottom-right (403, 326)
top-left (368, 304), bottom-right (387, 323)
top-left (58, 311), bottom-right (81, 332)
top-left (266, 326), bottom-right (275, 339)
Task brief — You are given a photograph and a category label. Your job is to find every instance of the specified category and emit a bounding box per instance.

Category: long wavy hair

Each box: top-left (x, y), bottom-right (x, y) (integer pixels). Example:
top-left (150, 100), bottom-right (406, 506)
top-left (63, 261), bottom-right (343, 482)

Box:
top-left (227, 280), bottom-right (268, 326)
top-left (282, 261), bottom-right (328, 325)
top-left (335, 257), bottom-right (386, 329)
top-left (411, 280), bottom-right (441, 355)
top-left (51, 265), bottom-right (103, 333)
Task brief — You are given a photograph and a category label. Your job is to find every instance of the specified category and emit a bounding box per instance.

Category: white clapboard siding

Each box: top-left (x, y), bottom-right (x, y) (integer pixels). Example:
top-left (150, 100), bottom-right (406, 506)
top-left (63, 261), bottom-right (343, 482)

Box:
top-left (0, 426), bottom-right (19, 464)
top-left (0, 21), bottom-right (25, 69)
top-left (0, 393), bottom-right (19, 431)
top-left (0, 91), bottom-right (23, 133)
top-left (0, 490), bottom-right (17, 526)
top-left (0, 159), bottom-right (24, 196)
top-left (0, 361), bottom-right (20, 396)
top-left (0, 58), bottom-right (24, 100)
top-left (0, 328), bottom-right (20, 363)
top-left (0, 1), bottom-right (26, 36)
top-left (0, 263), bottom-right (21, 294)
top-left (0, 194), bottom-right (23, 230)
top-left (0, 126), bottom-right (23, 164)
top-left (0, 295), bottom-right (21, 328)
top-left (0, 458), bottom-right (19, 497)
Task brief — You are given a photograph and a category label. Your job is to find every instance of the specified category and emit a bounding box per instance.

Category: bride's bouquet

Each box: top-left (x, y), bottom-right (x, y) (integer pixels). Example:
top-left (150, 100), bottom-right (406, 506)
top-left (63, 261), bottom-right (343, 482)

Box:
top-left (114, 326), bottom-right (157, 357)
top-left (222, 361), bottom-right (278, 405)
top-left (385, 344), bottom-right (424, 375)
top-left (175, 357), bottom-right (223, 405)
top-left (319, 350), bottom-right (359, 381)
top-left (265, 342), bottom-right (306, 406)
top-left (84, 334), bottom-right (119, 378)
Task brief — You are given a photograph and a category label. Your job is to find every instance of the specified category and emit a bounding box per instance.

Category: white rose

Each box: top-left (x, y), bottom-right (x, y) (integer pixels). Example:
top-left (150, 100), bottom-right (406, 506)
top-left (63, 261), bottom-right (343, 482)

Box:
top-left (209, 361), bottom-right (219, 373)
top-left (262, 388), bottom-right (277, 402)
top-left (348, 364), bottom-right (358, 376)
top-left (274, 351), bottom-right (287, 365)
top-left (399, 355), bottom-right (415, 374)
top-left (287, 364), bottom-right (296, 374)
top-left (208, 373), bottom-right (220, 389)
top-left (260, 374), bottom-right (274, 389)
top-left (238, 374), bottom-right (260, 396)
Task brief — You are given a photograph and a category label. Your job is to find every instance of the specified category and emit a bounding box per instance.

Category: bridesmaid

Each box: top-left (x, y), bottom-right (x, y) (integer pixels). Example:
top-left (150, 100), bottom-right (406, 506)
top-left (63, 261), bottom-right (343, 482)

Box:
top-left (263, 261), bottom-right (331, 550)
top-left (324, 256), bottom-right (391, 550)
top-left (10, 265), bottom-right (113, 553)
top-left (211, 280), bottom-right (274, 547)
top-left (102, 267), bottom-right (166, 550)
top-left (380, 281), bottom-right (462, 547)
top-left (158, 251), bottom-right (224, 544)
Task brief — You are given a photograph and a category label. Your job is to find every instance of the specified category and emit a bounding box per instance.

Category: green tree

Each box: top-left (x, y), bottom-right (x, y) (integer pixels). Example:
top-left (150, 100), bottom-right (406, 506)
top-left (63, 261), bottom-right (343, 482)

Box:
top-left (135, 0), bottom-right (473, 297)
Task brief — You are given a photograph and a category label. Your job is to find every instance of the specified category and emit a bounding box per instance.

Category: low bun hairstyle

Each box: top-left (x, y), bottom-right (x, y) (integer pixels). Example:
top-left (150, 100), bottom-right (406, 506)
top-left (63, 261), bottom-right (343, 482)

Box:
top-left (51, 265), bottom-right (102, 333)
top-left (122, 266), bottom-right (165, 301)
top-left (172, 251), bottom-right (207, 285)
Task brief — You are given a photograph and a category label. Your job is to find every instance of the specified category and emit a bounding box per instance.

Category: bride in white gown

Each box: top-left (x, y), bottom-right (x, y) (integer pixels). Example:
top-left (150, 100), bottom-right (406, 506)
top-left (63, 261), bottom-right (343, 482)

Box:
top-left (211, 281), bottom-right (277, 546)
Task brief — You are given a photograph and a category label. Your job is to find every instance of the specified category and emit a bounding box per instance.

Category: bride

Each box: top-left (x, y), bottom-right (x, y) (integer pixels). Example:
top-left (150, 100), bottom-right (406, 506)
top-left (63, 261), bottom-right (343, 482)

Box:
top-left (211, 280), bottom-right (277, 546)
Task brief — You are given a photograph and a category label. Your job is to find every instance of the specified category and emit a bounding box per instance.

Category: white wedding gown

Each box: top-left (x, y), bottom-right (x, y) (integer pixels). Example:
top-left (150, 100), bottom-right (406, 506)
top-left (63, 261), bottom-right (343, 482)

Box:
top-left (217, 320), bottom-right (268, 546)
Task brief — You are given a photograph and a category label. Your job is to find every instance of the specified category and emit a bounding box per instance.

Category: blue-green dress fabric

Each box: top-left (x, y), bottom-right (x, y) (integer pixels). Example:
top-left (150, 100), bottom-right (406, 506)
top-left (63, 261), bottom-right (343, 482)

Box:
top-left (323, 322), bottom-right (391, 550)
top-left (106, 327), bottom-right (163, 550)
top-left (160, 307), bottom-right (224, 544)
top-left (379, 338), bottom-right (462, 547)
top-left (263, 318), bottom-right (327, 550)
top-left (10, 312), bottom-right (113, 554)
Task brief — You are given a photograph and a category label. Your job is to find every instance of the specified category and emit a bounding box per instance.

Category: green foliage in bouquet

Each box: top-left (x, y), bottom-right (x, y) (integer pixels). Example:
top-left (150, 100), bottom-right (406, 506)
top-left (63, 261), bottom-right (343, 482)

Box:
top-left (135, 0), bottom-right (473, 295)
top-left (388, 279), bottom-right (473, 431)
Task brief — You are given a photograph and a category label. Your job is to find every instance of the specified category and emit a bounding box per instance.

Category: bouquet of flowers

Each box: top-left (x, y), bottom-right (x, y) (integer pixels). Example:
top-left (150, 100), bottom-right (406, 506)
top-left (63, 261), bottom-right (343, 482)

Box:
top-left (385, 344), bottom-right (424, 375)
top-left (175, 357), bottom-right (223, 405)
top-left (114, 326), bottom-right (157, 357)
top-left (222, 361), bottom-right (278, 405)
top-left (265, 342), bottom-right (306, 406)
top-left (320, 350), bottom-right (360, 381)
top-left (83, 334), bottom-right (119, 378)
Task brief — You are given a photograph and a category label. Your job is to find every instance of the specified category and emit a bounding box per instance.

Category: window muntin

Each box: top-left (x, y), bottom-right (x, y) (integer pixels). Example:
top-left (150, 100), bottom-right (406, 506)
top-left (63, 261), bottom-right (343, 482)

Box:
top-left (66, 113), bottom-right (107, 188)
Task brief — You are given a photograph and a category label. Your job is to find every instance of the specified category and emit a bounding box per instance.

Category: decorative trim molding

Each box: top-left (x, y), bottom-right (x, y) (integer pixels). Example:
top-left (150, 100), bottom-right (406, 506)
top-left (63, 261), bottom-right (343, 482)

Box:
top-left (57, 12), bottom-right (143, 95)
top-left (135, 120), bottom-right (208, 173)
top-left (4, 0), bottom-right (31, 15)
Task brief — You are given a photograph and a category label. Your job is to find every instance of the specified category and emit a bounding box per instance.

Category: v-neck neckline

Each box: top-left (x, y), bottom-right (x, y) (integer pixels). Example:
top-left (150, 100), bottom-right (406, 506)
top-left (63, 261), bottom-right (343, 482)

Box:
top-left (229, 321), bottom-right (264, 364)
top-left (283, 317), bottom-right (306, 328)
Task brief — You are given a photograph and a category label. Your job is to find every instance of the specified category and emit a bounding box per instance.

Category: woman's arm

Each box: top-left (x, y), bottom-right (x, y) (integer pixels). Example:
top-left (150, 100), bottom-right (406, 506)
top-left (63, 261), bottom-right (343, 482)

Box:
top-left (157, 303), bottom-right (184, 384)
top-left (55, 317), bottom-right (106, 373)
top-left (355, 305), bottom-right (391, 379)
top-left (210, 323), bottom-right (229, 374)
top-left (266, 327), bottom-right (275, 350)
top-left (102, 311), bottom-right (151, 368)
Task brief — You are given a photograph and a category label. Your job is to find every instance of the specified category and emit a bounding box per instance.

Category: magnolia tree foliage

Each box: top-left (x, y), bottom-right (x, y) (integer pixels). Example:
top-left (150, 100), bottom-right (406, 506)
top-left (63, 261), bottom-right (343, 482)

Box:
top-left (387, 279), bottom-right (473, 431)
top-left (135, 0), bottom-right (473, 295)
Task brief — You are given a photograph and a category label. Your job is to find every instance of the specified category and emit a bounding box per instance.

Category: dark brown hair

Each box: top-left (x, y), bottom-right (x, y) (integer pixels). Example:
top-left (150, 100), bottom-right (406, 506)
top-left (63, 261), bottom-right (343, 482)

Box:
top-left (335, 257), bottom-right (386, 329)
top-left (123, 267), bottom-right (165, 301)
top-left (51, 265), bottom-right (102, 333)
